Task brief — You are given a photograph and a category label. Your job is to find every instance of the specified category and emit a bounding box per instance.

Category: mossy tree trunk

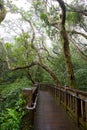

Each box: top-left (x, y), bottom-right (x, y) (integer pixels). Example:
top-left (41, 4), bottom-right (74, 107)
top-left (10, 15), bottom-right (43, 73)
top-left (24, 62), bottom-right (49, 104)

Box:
top-left (57, 0), bottom-right (76, 88)
top-left (61, 26), bottom-right (76, 88)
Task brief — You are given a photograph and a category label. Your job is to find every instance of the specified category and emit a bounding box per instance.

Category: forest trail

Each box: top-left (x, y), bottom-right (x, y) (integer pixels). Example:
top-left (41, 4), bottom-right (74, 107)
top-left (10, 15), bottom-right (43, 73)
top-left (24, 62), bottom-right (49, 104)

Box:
top-left (34, 90), bottom-right (80, 130)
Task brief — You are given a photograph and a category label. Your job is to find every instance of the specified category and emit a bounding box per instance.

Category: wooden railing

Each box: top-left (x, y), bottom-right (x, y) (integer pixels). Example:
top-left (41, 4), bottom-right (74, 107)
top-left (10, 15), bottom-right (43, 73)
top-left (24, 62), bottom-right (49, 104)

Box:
top-left (38, 83), bottom-right (87, 130)
top-left (22, 87), bottom-right (38, 130)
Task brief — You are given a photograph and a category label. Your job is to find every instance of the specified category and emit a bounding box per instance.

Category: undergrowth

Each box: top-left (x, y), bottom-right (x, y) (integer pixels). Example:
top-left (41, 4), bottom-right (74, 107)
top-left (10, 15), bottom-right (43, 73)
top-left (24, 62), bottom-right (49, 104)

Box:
top-left (0, 77), bottom-right (31, 130)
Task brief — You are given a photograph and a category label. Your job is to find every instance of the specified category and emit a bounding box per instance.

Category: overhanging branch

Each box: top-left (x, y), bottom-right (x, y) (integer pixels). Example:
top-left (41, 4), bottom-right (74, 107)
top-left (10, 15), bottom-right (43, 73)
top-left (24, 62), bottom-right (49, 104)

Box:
top-left (11, 61), bottom-right (61, 86)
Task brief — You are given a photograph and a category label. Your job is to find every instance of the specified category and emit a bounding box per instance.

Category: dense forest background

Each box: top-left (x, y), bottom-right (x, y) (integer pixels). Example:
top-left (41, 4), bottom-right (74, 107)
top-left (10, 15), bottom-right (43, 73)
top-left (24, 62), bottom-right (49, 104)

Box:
top-left (0, 0), bottom-right (87, 129)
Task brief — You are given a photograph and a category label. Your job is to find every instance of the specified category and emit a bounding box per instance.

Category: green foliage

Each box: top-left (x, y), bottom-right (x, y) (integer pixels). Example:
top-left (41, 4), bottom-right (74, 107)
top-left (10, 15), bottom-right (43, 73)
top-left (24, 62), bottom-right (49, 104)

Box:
top-left (0, 77), bottom-right (31, 96)
top-left (71, 46), bottom-right (87, 91)
top-left (75, 69), bottom-right (87, 91)
top-left (54, 58), bottom-right (67, 85)
top-left (0, 95), bottom-right (26, 130)
top-left (0, 77), bottom-right (31, 112)
top-left (66, 12), bottom-right (82, 25)
top-left (5, 42), bottom-right (13, 50)
top-left (0, 77), bottom-right (31, 130)
top-left (0, 62), bottom-right (25, 84)
top-left (40, 13), bottom-right (49, 25)
top-left (33, 0), bottom-right (44, 16)
top-left (0, 109), bottom-right (21, 130)
top-left (35, 67), bottom-right (54, 83)
top-left (5, 33), bottom-right (35, 67)
top-left (15, 94), bottom-right (26, 115)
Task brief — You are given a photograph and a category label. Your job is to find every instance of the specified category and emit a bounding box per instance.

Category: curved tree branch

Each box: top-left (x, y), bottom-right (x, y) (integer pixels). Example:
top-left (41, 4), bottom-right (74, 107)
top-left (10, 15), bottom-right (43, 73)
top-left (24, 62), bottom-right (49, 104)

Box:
top-left (67, 30), bottom-right (87, 39)
top-left (11, 61), bottom-right (61, 86)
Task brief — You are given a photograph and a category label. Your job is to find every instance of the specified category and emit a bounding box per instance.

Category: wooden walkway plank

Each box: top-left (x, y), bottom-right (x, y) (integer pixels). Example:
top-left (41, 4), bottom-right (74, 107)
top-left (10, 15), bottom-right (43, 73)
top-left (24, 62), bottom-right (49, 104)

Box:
top-left (34, 90), bottom-right (80, 130)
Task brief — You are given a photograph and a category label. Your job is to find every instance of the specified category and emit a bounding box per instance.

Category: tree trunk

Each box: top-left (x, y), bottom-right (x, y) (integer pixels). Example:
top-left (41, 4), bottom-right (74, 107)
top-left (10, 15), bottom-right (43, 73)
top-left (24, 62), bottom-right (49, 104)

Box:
top-left (26, 69), bottom-right (35, 85)
top-left (0, 3), bottom-right (6, 23)
top-left (61, 26), bottom-right (76, 88)
top-left (37, 62), bottom-right (61, 87)
top-left (56, 0), bottom-right (76, 88)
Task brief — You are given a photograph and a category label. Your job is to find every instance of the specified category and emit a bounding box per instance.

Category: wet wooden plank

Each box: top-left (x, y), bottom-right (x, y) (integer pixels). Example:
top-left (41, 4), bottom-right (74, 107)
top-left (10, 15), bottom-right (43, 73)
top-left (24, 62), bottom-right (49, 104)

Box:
top-left (34, 90), bottom-right (80, 130)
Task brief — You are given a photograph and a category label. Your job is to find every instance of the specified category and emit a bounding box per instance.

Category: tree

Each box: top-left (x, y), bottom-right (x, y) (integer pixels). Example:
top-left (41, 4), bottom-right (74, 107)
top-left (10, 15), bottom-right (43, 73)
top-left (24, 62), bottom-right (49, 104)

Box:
top-left (39, 0), bottom-right (76, 88)
top-left (0, 0), bottom-right (87, 89)
top-left (57, 0), bottom-right (76, 88)
top-left (0, 2), bottom-right (61, 86)
top-left (0, 1), bottom-right (6, 23)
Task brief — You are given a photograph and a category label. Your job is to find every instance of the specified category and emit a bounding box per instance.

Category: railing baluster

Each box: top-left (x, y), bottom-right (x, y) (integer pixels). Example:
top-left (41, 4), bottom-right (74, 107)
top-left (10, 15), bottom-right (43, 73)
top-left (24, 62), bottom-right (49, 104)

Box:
top-left (65, 89), bottom-right (68, 111)
top-left (82, 100), bottom-right (86, 122)
top-left (76, 97), bottom-right (81, 125)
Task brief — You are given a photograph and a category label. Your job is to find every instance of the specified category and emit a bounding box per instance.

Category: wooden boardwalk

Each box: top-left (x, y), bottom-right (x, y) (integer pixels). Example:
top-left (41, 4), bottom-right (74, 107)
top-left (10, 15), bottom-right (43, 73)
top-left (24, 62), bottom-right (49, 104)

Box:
top-left (34, 90), bottom-right (80, 130)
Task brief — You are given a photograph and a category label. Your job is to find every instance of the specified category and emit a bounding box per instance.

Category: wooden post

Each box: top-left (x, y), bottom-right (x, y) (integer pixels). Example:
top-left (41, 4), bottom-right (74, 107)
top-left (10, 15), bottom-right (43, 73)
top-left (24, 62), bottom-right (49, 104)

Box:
top-left (82, 100), bottom-right (86, 122)
top-left (76, 96), bottom-right (81, 126)
top-left (22, 88), bottom-right (33, 130)
top-left (59, 88), bottom-right (61, 104)
top-left (23, 88), bottom-right (33, 107)
top-left (22, 87), bottom-right (37, 130)
top-left (65, 89), bottom-right (68, 111)
top-left (55, 87), bottom-right (57, 99)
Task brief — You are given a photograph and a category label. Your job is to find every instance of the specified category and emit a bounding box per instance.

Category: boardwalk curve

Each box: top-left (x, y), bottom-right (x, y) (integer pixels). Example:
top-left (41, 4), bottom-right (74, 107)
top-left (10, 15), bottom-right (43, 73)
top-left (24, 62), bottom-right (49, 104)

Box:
top-left (34, 90), bottom-right (80, 130)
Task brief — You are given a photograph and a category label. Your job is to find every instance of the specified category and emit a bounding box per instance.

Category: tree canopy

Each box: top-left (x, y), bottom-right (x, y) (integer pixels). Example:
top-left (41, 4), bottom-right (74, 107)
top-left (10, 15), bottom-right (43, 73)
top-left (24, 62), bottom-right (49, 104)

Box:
top-left (0, 0), bottom-right (87, 90)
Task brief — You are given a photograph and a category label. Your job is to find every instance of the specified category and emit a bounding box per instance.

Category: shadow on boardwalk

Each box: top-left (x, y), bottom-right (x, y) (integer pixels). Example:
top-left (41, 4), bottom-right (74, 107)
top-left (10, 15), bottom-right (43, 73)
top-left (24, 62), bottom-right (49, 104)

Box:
top-left (34, 90), bottom-right (80, 130)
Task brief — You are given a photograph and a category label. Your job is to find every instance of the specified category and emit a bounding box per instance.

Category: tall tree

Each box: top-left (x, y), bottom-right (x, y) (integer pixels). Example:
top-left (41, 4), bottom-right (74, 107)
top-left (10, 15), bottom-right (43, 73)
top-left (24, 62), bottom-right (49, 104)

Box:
top-left (42, 0), bottom-right (76, 88)
top-left (57, 0), bottom-right (76, 88)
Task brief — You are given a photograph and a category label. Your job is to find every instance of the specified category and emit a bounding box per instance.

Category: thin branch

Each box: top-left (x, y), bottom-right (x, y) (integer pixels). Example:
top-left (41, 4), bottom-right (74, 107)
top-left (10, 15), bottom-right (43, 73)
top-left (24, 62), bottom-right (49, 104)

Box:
top-left (44, 0), bottom-right (59, 26)
top-left (67, 30), bottom-right (87, 39)
top-left (65, 2), bottom-right (87, 16)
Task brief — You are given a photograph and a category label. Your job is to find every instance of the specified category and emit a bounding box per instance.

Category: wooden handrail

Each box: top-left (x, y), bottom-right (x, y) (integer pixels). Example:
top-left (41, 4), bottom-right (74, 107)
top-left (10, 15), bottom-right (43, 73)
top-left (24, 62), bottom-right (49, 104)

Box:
top-left (22, 86), bottom-right (38, 129)
top-left (26, 94), bottom-right (38, 110)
